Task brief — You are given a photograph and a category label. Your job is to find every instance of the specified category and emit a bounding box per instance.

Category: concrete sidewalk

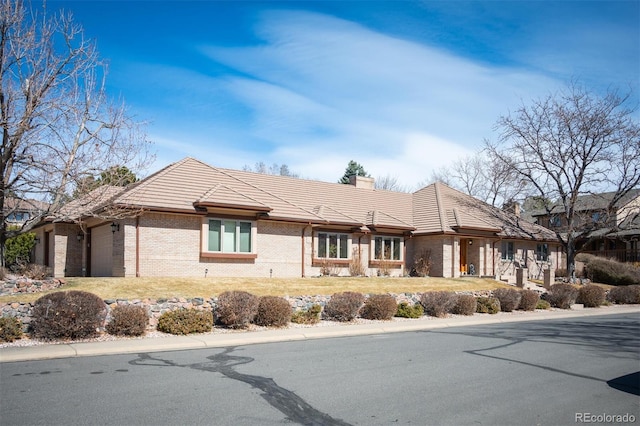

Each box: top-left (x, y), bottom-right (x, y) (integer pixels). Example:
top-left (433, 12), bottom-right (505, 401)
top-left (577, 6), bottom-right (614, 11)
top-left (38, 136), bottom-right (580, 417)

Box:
top-left (1, 305), bottom-right (638, 363)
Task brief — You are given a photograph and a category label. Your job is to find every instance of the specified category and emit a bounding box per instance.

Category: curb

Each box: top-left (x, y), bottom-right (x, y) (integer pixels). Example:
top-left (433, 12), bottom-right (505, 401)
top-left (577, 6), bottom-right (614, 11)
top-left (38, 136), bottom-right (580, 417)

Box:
top-left (1, 305), bottom-right (638, 363)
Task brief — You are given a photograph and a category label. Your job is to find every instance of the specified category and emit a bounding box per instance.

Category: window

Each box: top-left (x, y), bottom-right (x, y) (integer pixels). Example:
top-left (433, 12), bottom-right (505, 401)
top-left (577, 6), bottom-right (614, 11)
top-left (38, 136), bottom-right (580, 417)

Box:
top-left (501, 241), bottom-right (514, 260)
top-left (207, 219), bottom-right (253, 253)
top-left (374, 236), bottom-right (402, 261)
top-left (591, 212), bottom-right (603, 223)
top-left (536, 243), bottom-right (549, 261)
top-left (317, 233), bottom-right (349, 259)
top-left (549, 215), bottom-right (561, 227)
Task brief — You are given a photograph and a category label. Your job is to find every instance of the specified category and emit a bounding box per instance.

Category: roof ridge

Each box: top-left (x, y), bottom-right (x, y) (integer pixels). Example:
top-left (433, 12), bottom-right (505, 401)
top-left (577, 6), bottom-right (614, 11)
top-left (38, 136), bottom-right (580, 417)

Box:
top-left (369, 209), bottom-right (414, 228)
top-left (214, 167), bottom-right (326, 221)
top-left (113, 157), bottom-right (198, 202)
top-left (433, 182), bottom-right (448, 232)
top-left (201, 183), bottom-right (270, 208)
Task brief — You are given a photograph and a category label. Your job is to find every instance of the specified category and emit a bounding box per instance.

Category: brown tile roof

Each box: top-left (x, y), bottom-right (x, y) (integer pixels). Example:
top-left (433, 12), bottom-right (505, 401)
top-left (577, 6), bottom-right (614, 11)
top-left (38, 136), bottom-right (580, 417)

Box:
top-left (87, 157), bottom-right (557, 240)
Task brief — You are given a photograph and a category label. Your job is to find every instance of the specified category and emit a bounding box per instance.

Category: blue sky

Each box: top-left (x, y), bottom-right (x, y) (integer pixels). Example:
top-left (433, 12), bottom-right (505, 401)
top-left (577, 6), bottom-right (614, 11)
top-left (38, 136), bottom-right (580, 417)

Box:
top-left (51, 1), bottom-right (639, 188)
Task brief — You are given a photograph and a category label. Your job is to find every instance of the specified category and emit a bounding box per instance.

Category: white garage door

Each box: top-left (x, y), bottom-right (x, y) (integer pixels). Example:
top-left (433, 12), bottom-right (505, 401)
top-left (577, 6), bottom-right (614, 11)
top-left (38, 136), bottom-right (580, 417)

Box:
top-left (91, 224), bottom-right (113, 277)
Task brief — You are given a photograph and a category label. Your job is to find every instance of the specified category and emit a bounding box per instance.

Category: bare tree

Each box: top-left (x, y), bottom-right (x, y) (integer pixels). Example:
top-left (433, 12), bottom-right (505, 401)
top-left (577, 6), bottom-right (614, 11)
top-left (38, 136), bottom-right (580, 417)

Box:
top-left (0, 0), bottom-right (153, 264)
top-left (427, 151), bottom-right (528, 207)
top-left (242, 162), bottom-right (299, 178)
top-left (375, 174), bottom-right (410, 192)
top-left (486, 82), bottom-right (640, 278)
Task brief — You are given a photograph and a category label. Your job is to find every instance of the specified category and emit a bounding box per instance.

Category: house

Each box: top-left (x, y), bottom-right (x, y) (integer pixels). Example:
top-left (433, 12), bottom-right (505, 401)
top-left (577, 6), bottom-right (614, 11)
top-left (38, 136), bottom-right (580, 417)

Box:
top-left (32, 157), bottom-right (561, 280)
top-left (531, 189), bottom-right (640, 263)
top-left (3, 198), bottom-right (49, 228)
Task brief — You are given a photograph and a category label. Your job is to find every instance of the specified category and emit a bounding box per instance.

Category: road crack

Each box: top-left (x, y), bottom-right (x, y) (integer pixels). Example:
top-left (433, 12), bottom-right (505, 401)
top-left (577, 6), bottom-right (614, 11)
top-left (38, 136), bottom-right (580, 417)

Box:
top-left (130, 348), bottom-right (351, 426)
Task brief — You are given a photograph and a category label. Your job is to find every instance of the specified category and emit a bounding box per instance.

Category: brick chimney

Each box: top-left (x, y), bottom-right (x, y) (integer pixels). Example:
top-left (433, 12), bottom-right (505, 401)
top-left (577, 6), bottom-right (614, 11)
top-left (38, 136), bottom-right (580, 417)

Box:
top-left (348, 175), bottom-right (375, 189)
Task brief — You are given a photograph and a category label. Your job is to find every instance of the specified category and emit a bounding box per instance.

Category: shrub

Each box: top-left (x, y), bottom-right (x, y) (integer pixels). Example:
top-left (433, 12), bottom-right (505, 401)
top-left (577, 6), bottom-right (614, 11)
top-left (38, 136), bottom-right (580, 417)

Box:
top-left (518, 290), bottom-right (540, 311)
top-left (545, 284), bottom-right (578, 309)
top-left (215, 290), bottom-right (259, 328)
top-left (254, 296), bottom-right (292, 327)
top-left (324, 291), bottom-right (365, 321)
top-left (395, 302), bottom-right (424, 318)
top-left (476, 297), bottom-right (501, 314)
top-left (581, 255), bottom-right (640, 286)
top-left (4, 232), bottom-right (35, 272)
top-left (106, 305), bottom-right (149, 336)
top-left (412, 249), bottom-right (432, 277)
top-left (536, 299), bottom-right (551, 310)
top-left (31, 291), bottom-right (107, 340)
top-left (493, 288), bottom-right (522, 312)
top-left (577, 285), bottom-right (606, 308)
top-left (451, 295), bottom-right (476, 316)
top-left (420, 291), bottom-right (457, 318)
top-left (360, 294), bottom-right (397, 320)
top-left (157, 309), bottom-right (213, 335)
top-left (24, 264), bottom-right (52, 280)
top-left (349, 248), bottom-right (366, 277)
top-left (607, 285), bottom-right (640, 304)
top-left (291, 305), bottom-right (322, 324)
top-left (0, 316), bottom-right (23, 342)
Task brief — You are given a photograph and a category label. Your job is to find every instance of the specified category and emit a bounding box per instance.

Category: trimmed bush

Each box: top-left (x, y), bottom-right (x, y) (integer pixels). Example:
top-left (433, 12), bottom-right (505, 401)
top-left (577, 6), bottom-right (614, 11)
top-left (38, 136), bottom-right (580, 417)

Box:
top-left (106, 305), bottom-right (149, 336)
top-left (31, 291), bottom-right (107, 340)
top-left (493, 288), bottom-right (522, 312)
top-left (255, 296), bottom-right (292, 327)
top-left (579, 254), bottom-right (640, 286)
top-left (291, 305), bottom-right (322, 324)
top-left (395, 302), bottom-right (424, 318)
top-left (216, 290), bottom-right (259, 328)
top-left (476, 297), bottom-right (501, 314)
top-left (360, 294), bottom-right (397, 320)
top-left (451, 295), bottom-right (476, 316)
top-left (607, 285), bottom-right (640, 304)
top-left (0, 316), bottom-right (23, 342)
top-left (420, 291), bottom-right (457, 318)
top-left (324, 291), bottom-right (365, 322)
top-left (518, 290), bottom-right (540, 311)
top-left (577, 285), bottom-right (606, 308)
top-left (545, 284), bottom-right (578, 309)
top-left (157, 309), bottom-right (213, 335)
top-left (536, 299), bottom-right (551, 310)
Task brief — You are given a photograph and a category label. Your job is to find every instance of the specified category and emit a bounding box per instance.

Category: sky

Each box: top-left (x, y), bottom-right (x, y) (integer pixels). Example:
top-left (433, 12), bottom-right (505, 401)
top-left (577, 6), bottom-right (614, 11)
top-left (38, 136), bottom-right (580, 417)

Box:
top-left (50, 0), bottom-right (640, 189)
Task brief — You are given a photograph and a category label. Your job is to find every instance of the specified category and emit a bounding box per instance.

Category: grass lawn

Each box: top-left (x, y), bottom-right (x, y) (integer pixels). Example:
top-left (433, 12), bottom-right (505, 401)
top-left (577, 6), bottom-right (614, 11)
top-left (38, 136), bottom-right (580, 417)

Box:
top-left (0, 276), bottom-right (512, 303)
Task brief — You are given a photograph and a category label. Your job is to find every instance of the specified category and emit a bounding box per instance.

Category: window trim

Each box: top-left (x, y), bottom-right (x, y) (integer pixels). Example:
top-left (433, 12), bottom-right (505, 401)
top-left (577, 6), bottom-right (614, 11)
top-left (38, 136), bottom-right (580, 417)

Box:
top-left (314, 231), bottom-right (351, 261)
top-left (372, 235), bottom-right (403, 261)
top-left (536, 243), bottom-right (549, 261)
top-left (201, 218), bottom-right (257, 259)
top-left (501, 241), bottom-right (515, 261)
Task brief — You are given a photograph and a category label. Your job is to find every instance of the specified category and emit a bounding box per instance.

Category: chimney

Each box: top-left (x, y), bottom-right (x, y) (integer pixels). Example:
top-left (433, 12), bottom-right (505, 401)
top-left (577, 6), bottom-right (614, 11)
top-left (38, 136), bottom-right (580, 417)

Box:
top-left (503, 201), bottom-right (521, 218)
top-left (349, 175), bottom-right (375, 189)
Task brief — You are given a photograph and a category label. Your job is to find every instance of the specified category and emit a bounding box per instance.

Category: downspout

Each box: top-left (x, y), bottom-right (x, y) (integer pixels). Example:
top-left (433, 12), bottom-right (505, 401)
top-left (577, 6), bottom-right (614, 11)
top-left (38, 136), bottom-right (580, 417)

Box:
top-left (301, 224), bottom-right (311, 278)
top-left (136, 216), bottom-right (140, 277)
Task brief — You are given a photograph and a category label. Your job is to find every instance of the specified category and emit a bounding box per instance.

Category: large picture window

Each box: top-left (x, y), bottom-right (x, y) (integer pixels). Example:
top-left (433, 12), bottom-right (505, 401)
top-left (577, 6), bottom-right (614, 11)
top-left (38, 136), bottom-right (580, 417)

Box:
top-left (374, 236), bottom-right (402, 261)
top-left (208, 219), bottom-right (253, 253)
top-left (317, 232), bottom-right (349, 259)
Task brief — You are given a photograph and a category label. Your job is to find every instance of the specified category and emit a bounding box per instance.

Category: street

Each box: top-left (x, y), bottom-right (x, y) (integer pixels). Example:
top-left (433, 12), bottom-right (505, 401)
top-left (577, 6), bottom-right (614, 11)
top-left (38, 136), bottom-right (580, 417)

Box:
top-left (1, 313), bottom-right (638, 425)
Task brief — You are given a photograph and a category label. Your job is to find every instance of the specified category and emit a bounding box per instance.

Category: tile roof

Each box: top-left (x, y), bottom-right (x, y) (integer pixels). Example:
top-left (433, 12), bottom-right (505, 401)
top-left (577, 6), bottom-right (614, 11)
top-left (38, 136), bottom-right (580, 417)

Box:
top-left (69, 157), bottom-right (557, 241)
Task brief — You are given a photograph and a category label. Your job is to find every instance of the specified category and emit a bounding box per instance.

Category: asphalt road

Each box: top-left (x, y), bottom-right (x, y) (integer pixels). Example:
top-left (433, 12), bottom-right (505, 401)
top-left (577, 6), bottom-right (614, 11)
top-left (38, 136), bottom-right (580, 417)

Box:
top-left (1, 313), bottom-right (638, 426)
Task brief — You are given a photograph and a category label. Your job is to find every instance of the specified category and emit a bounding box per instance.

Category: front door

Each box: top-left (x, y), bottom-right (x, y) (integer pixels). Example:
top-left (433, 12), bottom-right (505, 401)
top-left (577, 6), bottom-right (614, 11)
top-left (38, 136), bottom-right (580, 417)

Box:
top-left (460, 238), bottom-right (468, 274)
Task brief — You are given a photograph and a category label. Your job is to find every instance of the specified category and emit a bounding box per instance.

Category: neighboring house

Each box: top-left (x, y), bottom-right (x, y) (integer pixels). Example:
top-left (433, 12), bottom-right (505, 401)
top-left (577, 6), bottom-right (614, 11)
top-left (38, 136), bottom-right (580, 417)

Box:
top-left (3, 198), bottom-right (48, 227)
top-left (531, 189), bottom-right (640, 263)
top-left (32, 158), bottom-right (561, 280)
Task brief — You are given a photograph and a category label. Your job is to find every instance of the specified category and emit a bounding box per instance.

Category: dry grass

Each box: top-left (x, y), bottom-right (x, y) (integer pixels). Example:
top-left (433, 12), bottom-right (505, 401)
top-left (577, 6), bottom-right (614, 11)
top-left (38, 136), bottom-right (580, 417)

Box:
top-left (0, 276), bottom-right (510, 303)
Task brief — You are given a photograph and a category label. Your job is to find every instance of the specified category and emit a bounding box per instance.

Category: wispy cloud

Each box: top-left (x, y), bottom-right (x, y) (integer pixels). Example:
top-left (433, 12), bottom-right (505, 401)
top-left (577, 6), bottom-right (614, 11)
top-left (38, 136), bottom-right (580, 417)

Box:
top-left (132, 9), bottom-right (630, 187)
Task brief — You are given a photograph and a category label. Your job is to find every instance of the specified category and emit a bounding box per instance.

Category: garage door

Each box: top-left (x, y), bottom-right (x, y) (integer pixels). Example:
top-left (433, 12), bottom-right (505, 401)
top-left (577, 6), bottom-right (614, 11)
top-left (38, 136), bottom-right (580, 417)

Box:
top-left (91, 224), bottom-right (113, 277)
